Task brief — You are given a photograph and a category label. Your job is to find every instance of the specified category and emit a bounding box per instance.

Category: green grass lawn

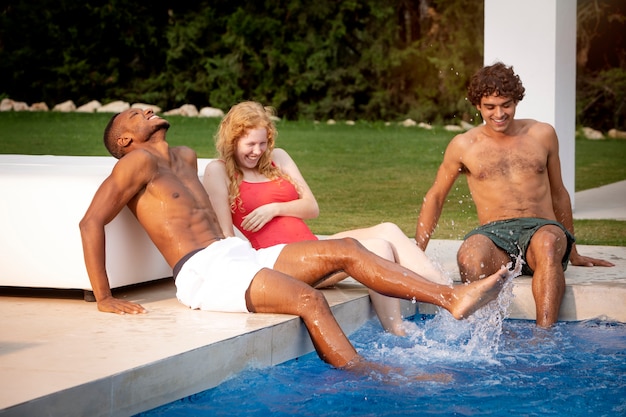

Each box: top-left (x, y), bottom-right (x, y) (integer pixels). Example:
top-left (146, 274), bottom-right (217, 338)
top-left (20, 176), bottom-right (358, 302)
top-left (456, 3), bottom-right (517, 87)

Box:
top-left (1, 111), bottom-right (625, 246)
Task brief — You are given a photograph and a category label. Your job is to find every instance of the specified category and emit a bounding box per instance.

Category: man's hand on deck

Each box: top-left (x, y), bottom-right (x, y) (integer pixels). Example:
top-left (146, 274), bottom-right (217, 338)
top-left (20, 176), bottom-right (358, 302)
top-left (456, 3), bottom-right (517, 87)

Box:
top-left (97, 296), bottom-right (148, 314)
top-left (570, 253), bottom-right (615, 267)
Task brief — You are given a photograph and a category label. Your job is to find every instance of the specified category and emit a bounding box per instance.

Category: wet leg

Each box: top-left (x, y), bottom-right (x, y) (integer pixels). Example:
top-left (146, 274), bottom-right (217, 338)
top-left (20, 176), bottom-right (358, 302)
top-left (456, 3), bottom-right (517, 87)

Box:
top-left (353, 238), bottom-right (405, 335)
top-left (329, 231), bottom-right (405, 335)
top-left (457, 234), bottom-right (511, 283)
top-left (525, 226), bottom-right (567, 327)
top-left (273, 238), bottom-right (507, 320)
top-left (245, 268), bottom-right (360, 368)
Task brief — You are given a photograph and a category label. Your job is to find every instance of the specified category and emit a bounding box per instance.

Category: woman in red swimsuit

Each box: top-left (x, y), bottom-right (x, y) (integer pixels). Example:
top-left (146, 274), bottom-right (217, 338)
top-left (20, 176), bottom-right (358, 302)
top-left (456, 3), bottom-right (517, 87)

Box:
top-left (203, 101), bottom-right (448, 336)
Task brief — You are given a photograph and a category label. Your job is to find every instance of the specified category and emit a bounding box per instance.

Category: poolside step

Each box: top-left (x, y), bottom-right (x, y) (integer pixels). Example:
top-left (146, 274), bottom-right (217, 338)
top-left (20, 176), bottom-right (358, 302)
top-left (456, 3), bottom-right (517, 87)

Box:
top-left (418, 241), bottom-right (626, 322)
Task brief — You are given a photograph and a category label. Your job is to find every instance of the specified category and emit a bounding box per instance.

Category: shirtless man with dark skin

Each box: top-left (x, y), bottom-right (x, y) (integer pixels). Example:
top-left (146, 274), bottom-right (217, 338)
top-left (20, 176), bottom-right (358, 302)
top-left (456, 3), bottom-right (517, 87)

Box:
top-left (415, 62), bottom-right (614, 328)
top-left (80, 107), bottom-right (507, 374)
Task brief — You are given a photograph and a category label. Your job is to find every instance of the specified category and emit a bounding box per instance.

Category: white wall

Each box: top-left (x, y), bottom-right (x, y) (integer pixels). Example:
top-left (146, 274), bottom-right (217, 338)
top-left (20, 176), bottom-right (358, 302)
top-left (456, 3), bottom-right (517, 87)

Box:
top-left (484, 0), bottom-right (577, 204)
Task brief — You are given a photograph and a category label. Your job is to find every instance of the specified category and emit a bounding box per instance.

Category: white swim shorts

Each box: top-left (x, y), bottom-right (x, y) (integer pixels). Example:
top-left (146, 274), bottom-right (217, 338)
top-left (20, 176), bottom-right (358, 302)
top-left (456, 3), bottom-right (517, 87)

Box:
top-left (175, 237), bottom-right (286, 313)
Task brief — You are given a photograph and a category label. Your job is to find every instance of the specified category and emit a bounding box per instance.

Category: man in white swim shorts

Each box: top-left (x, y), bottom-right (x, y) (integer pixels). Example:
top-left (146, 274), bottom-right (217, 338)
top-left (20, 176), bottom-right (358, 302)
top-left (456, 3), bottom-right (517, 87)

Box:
top-left (80, 108), bottom-right (507, 375)
top-left (174, 237), bottom-right (285, 312)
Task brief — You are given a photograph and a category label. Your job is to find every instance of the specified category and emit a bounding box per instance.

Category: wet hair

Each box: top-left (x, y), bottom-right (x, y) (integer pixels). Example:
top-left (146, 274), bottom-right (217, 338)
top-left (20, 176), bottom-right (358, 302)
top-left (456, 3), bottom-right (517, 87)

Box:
top-left (103, 113), bottom-right (124, 159)
top-left (467, 62), bottom-right (525, 106)
top-left (215, 101), bottom-right (287, 211)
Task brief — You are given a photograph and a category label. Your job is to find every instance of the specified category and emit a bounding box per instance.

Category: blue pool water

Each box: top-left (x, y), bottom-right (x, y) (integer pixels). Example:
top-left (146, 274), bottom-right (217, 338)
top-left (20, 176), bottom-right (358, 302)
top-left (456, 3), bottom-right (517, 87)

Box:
top-left (139, 310), bottom-right (626, 416)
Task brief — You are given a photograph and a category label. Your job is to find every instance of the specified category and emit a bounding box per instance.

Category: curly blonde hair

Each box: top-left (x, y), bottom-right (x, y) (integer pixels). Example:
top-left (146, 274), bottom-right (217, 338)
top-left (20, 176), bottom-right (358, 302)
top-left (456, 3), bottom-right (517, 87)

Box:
top-left (215, 101), bottom-right (289, 212)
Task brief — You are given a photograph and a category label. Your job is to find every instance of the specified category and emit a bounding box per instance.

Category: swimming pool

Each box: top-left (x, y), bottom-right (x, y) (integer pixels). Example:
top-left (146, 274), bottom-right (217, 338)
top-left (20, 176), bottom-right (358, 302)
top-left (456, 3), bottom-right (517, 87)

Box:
top-left (138, 309), bottom-right (626, 416)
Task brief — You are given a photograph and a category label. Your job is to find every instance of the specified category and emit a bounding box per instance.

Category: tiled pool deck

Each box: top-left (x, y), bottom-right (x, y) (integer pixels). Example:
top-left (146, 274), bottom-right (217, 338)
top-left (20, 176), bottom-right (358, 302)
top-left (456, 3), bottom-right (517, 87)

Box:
top-left (1, 183), bottom-right (624, 417)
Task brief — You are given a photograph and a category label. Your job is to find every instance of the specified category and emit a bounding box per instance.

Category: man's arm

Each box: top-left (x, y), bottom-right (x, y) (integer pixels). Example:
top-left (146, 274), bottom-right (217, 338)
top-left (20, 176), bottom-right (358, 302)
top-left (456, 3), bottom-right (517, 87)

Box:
top-left (415, 137), bottom-right (464, 250)
top-left (79, 152), bottom-right (156, 313)
top-left (544, 125), bottom-right (614, 267)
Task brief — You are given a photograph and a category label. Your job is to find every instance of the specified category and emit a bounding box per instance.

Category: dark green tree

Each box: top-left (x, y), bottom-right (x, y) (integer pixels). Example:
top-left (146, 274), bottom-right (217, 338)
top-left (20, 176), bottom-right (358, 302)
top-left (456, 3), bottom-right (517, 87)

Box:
top-left (1, 0), bottom-right (623, 127)
top-left (0, 0), bottom-right (168, 107)
top-left (576, 0), bottom-right (626, 131)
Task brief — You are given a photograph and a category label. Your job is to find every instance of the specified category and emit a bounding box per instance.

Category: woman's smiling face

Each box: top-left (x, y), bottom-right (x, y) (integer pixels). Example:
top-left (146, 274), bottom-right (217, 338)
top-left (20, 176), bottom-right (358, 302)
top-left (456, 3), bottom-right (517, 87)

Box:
top-left (235, 128), bottom-right (268, 170)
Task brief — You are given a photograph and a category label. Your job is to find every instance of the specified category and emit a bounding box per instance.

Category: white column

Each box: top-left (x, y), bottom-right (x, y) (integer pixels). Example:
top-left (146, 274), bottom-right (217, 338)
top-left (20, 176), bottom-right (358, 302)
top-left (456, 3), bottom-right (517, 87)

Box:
top-left (484, 0), bottom-right (577, 205)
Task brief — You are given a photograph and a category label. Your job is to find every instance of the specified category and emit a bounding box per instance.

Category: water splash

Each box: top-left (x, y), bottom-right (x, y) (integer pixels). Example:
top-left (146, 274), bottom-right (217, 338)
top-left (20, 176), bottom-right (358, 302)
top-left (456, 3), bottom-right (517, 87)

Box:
top-left (368, 256), bottom-right (523, 367)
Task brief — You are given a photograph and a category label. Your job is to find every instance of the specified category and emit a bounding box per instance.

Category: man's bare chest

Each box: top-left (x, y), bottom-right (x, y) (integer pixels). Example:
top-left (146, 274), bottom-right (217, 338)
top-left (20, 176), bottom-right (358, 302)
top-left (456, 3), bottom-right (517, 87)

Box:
top-left (464, 145), bottom-right (547, 182)
top-left (130, 170), bottom-right (199, 212)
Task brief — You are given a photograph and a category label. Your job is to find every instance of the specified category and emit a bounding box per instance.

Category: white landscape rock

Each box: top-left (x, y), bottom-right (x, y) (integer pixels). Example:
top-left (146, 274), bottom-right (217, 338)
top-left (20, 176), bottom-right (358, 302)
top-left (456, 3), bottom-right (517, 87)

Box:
top-left (582, 126), bottom-right (604, 140)
top-left (163, 108), bottom-right (182, 116)
top-left (97, 101), bottom-right (130, 113)
top-left (0, 98), bottom-right (13, 111)
top-left (76, 100), bottom-right (102, 113)
top-left (444, 124), bottom-right (464, 132)
top-left (30, 102), bottom-right (49, 111)
top-left (53, 100), bottom-right (77, 112)
top-left (179, 104), bottom-right (199, 117)
top-left (608, 129), bottom-right (626, 139)
top-left (132, 103), bottom-right (162, 113)
top-left (11, 101), bottom-right (29, 111)
top-left (164, 104), bottom-right (199, 117)
top-left (199, 107), bottom-right (225, 118)
top-left (460, 120), bottom-right (474, 130)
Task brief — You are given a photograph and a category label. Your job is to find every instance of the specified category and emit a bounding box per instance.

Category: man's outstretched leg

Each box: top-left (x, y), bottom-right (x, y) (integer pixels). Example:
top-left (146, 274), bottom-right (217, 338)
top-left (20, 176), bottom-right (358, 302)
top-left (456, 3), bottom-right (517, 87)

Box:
top-left (273, 238), bottom-right (508, 320)
top-left (245, 267), bottom-right (359, 369)
top-left (247, 267), bottom-right (454, 380)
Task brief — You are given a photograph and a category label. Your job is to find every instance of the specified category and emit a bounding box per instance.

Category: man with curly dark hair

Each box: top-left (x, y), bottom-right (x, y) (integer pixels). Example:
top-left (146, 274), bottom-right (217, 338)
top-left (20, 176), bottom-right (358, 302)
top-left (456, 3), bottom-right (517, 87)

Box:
top-left (414, 62), bottom-right (614, 328)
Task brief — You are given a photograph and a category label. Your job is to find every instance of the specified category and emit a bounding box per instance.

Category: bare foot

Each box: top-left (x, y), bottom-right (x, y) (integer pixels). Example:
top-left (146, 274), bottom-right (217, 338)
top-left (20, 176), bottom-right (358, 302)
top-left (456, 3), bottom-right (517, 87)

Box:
top-left (342, 357), bottom-right (452, 383)
top-left (411, 372), bottom-right (453, 383)
top-left (449, 267), bottom-right (509, 319)
top-left (341, 356), bottom-right (395, 376)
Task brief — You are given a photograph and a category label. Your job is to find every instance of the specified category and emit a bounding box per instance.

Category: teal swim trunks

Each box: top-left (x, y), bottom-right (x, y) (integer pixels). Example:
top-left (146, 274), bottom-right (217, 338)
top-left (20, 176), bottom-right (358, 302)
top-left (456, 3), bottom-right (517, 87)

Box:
top-left (464, 217), bottom-right (575, 275)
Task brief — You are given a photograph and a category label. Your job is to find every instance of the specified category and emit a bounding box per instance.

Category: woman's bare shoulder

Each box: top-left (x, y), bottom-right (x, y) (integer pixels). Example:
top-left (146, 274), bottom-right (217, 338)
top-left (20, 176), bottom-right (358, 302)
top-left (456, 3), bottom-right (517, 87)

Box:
top-left (270, 148), bottom-right (297, 167)
top-left (204, 158), bottom-right (227, 175)
top-left (271, 147), bottom-right (291, 160)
